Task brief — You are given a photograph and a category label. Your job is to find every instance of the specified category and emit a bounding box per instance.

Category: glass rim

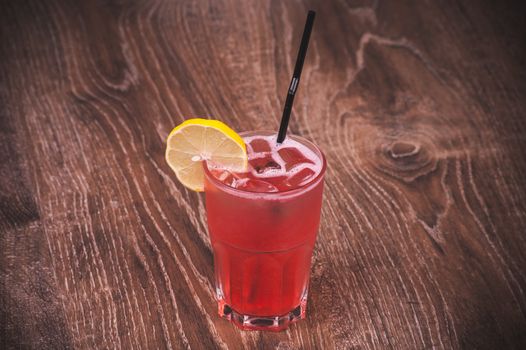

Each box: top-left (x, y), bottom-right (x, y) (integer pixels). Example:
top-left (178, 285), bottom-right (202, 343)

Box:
top-left (203, 130), bottom-right (327, 198)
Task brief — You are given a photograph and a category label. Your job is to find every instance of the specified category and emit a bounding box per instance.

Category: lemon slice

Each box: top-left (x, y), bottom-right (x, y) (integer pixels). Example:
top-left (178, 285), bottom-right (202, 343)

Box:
top-left (165, 118), bottom-right (247, 191)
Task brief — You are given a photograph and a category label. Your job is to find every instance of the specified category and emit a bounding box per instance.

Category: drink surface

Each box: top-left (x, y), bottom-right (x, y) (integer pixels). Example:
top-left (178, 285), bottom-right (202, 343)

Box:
top-left (209, 134), bottom-right (322, 193)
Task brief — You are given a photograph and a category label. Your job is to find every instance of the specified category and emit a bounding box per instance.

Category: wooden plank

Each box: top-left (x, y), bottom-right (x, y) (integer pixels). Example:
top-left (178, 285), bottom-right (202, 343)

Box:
top-left (1, 0), bottom-right (525, 348)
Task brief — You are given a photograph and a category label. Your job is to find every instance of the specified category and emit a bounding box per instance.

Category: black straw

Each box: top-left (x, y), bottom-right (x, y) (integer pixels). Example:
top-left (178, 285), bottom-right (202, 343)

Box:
top-left (277, 10), bottom-right (316, 144)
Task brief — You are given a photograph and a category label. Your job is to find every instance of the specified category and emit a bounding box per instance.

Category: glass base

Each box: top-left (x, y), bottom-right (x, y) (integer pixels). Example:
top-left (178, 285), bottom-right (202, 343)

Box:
top-left (217, 293), bottom-right (307, 332)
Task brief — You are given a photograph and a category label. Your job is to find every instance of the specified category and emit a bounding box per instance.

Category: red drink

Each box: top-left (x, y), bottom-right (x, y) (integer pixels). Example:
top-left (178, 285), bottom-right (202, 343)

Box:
top-left (204, 131), bottom-right (326, 331)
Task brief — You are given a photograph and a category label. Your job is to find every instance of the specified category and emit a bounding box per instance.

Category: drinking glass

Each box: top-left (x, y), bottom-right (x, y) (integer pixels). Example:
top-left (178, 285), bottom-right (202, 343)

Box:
top-left (203, 131), bottom-right (326, 331)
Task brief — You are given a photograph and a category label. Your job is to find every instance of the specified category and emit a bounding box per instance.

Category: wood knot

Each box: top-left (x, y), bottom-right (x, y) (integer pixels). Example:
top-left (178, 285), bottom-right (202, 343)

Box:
top-left (375, 138), bottom-right (437, 182)
top-left (387, 141), bottom-right (420, 159)
top-left (345, 106), bottom-right (443, 183)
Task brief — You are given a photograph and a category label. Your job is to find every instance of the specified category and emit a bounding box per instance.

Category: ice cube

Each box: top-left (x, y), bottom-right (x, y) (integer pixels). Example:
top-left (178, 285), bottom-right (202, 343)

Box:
top-left (277, 147), bottom-right (314, 171)
top-left (234, 178), bottom-right (279, 193)
top-left (249, 138), bottom-right (272, 153)
top-left (210, 168), bottom-right (235, 186)
top-left (249, 156), bottom-right (282, 176)
top-left (281, 166), bottom-right (316, 189)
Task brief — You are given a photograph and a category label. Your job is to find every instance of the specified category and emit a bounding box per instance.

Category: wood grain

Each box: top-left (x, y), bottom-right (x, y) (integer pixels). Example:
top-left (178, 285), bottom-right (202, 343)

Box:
top-left (1, 0), bottom-right (526, 349)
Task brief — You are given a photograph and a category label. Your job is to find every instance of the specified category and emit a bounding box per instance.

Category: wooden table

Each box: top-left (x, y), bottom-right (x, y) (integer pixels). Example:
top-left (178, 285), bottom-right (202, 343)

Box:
top-left (1, 1), bottom-right (525, 349)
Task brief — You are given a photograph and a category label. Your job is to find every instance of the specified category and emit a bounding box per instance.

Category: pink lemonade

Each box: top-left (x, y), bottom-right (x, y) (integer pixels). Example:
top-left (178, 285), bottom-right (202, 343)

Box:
top-left (204, 131), bottom-right (326, 331)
